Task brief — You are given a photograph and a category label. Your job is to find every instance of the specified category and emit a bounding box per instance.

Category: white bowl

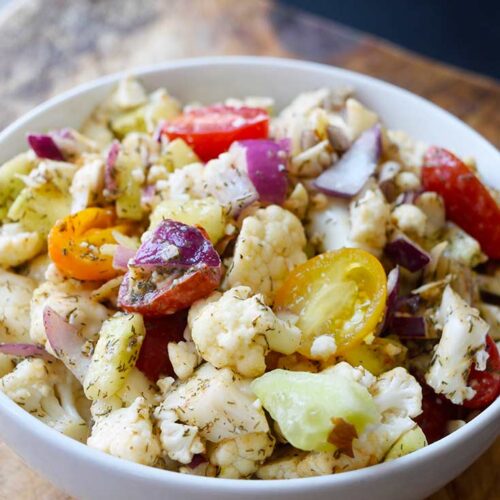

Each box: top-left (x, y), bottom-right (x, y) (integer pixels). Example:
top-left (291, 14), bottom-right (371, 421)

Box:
top-left (0, 57), bottom-right (498, 500)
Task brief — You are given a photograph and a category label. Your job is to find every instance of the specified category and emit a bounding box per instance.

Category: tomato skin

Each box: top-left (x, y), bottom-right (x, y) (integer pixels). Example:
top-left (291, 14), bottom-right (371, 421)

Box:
top-left (163, 105), bottom-right (269, 161)
top-left (274, 248), bottom-right (387, 358)
top-left (136, 310), bottom-right (188, 381)
top-left (118, 265), bottom-right (221, 317)
top-left (463, 336), bottom-right (500, 409)
top-left (422, 147), bottom-right (500, 259)
top-left (48, 207), bottom-right (131, 281)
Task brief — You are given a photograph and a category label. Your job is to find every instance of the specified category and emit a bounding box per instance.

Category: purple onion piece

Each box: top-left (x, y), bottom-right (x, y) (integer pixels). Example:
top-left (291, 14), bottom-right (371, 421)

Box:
top-left (0, 343), bottom-right (53, 360)
top-left (27, 133), bottom-right (65, 161)
top-left (231, 139), bottom-right (288, 205)
top-left (187, 454), bottom-right (207, 469)
top-left (390, 315), bottom-right (427, 338)
top-left (43, 306), bottom-right (90, 383)
top-left (105, 141), bottom-right (120, 195)
top-left (396, 294), bottom-right (422, 314)
top-left (113, 245), bottom-right (136, 271)
top-left (313, 124), bottom-right (382, 198)
top-left (130, 219), bottom-right (221, 271)
top-left (381, 266), bottom-right (400, 333)
top-left (385, 234), bottom-right (431, 272)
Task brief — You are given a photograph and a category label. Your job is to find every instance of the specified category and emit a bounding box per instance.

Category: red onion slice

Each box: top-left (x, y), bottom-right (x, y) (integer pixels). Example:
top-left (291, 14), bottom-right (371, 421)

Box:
top-left (0, 343), bottom-right (53, 360)
top-left (381, 267), bottom-right (400, 332)
top-left (205, 160), bottom-right (258, 216)
top-left (385, 234), bottom-right (431, 272)
top-left (104, 141), bottom-right (120, 196)
top-left (27, 133), bottom-right (65, 161)
top-left (113, 245), bottom-right (136, 271)
top-left (230, 139), bottom-right (289, 205)
top-left (390, 315), bottom-right (427, 338)
top-left (313, 124), bottom-right (381, 198)
top-left (43, 306), bottom-right (90, 383)
top-left (187, 454), bottom-right (207, 469)
top-left (129, 220), bottom-right (221, 271)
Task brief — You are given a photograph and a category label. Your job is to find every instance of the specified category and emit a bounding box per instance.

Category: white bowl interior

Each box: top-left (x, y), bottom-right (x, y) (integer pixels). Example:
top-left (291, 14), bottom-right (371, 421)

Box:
top-left (0, 57), bottom-right (498, 500)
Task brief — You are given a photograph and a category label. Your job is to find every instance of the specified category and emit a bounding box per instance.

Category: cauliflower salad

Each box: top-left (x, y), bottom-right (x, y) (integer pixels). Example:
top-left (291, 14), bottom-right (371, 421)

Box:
top-left (0, 77), bottom-right (499, 479)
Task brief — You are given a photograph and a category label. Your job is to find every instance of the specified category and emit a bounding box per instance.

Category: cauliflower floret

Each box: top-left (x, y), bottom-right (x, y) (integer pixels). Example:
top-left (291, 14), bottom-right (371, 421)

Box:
top-left (395, 171), bottom-right (421, 192)
top-left (324, 362), bottom-right (422, 462)
top-left (69, 156), bottom-right (104, 212)
top-left (167, 341), bottom-right (201, 380)
top-left (30, 280), bottom-right (110, 348)
top-left (443, 223), bottom-right (486, 268)
top-left (256, 449), bottom-right (306, 479)
top-left (387, 130), bottom-right (427, 172)
top-left (207, 432), bottom-right (275, 478)
top-left (225, 206), bottom-right (307, 302)
top-left (415, 192), bottom-right (446, 238)
top-left (158, 162), bottom-right (206, 201)
top-left (343, 98), bottom-right (379, 140)
top-left (23, 253), bottom-right (52, 283)
top-left (283, 182), bottom-right (309, 220)
top-left (0, 223), bottom-right (44, 268)
top-left (391, 204), bottom-right (427, 239)
top-left (349, 187), bottom-right (391, 254)
top-left (154, 406), bottom-right (205, 464)
top-left (0, 358), bottom-right (89, 441)
top-left (88, 396), bottom-right (161, 466)
top-left (426, 286), bottom-right (489, 404)
top-left (161, 363), bottom-right (269, 443)
top-left (189, 287), bottom-right (301, 377)
top-left (0, 269), bottom-right (36, 342)
top-left (113, 76), bottom-right (147, 110)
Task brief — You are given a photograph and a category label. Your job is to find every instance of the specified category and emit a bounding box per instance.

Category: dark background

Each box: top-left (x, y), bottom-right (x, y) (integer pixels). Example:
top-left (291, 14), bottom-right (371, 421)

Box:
top-left (280, 0), bottom-right (500, 79)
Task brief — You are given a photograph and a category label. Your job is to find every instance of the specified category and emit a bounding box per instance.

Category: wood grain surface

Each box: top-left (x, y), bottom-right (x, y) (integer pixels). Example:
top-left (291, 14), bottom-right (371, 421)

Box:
top-left (0, 0), bottom-right (498, 499)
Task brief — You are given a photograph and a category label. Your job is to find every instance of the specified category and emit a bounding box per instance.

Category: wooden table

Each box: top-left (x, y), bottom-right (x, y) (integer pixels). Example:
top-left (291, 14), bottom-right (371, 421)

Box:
top-left (0, 0), bottom-right (498, 498)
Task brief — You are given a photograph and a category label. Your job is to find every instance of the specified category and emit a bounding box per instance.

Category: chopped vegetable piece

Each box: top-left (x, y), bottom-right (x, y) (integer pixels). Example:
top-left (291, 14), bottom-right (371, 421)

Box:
top-left (230, 139), bottom-right (289, 205)
top-left (313, 125), bottom-right (381, 198)
top-left (274, 248), bottom-right (387, 358)
top-left (27, 133), bottom-right (64, 161)
top-left (252, 369), bottom-right (379, 452)
top-left (163, 105), bottom-right (269, 161)
top-left (84, 312), bottom-right (145, 400)
top-left (385, 234), bottom-right (430, 272)
top-left (384, 425), bottom-right (427, 461)
top-left (422, 146), bottom-right (500, 259)
top-left (48, 207), bottom-right (132, 281)
top-left (136, 310), bottom-right (188, 381)
top-left (118, 220), bottom-right (222, 316)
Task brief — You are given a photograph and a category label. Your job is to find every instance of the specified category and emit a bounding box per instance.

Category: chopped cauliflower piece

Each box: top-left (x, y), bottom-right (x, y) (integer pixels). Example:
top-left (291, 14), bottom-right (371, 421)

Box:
top-left (114, 76), bottom-right (147, 110)
top-left (69, 157), bottom-right (104, 212)
top-left (161, 364), bottom-right (269, 443)
top-left (349, 187), bottom-right (391, 254)
top-left (415, 192), bottom-right (446, 238)
top-left (88, 396), bottom-right (160, 466)
top-left (391, 204), bottom-right (427, 239)
top-left (158, 162), bottom-right (206, 202)
top-left (154, 406), bottom-right (205, 464)
top-left (207, 432), bottom-right (275, 478)
top-left (310, 335), bottom-right (337, 360)
top-left (0, 269), bottom-right (36, 343)
top-left (395, 172), bottom-right (421, 192)
top-left (30, 280), bottom-right (110, 348)
top-left (343, 98), bottom-right (378, 140)
top-left (284, 182), bottom-right (309, 219)
top-left (0, 358), bottom-right (89, 442)
top-left (387, 130), bottom-right (427, 171)
top-left (0, 223), bottom-right (44, 268)
top-left (256, 449), bottom-right (306, 479)
top-left (167, 341), bottom-right (201, 380)
top-left (444, 223), bottom-right (486, 267)
top-left (225, 206), bottom-right (307, 302)
top-left (426, 286), bottom-right (489, 404)
top-left (189, 287), bottom-right (301, 377)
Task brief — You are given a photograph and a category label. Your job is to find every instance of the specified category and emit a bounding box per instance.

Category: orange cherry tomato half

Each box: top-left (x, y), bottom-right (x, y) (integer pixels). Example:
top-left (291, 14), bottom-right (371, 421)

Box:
top-left (48, 207), bottom-right (132, 281)
top-left (274, 248), bottom-right (387, 358)
top-left (162, 105), bottom-right (269, 162)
